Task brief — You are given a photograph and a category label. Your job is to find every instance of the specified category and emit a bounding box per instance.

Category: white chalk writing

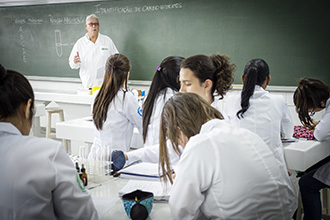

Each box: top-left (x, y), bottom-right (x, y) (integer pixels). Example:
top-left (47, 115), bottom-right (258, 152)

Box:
top-left (54, 29), bottom-right (75, 57)
top-left (95, 2), bottom-right (183, 14)
top-left (49, 14), bottom-right (84, 25)
top-left (55, 30), bottom-right (63, 57)
top-left (26, 18), bottom-right (43, 24)
top-left (18, 26), bottom-right (27, 63)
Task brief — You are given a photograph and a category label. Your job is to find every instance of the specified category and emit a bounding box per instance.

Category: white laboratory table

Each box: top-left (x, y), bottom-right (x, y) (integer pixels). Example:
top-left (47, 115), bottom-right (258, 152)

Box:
top-left (283, 139), bottom-right (330, 171)
top-left (34, 91), bottom-right (94, 122)
top-left (90, 177), bottom-right (171, 220)
top-left (56, 117), bottom-right (144, 154)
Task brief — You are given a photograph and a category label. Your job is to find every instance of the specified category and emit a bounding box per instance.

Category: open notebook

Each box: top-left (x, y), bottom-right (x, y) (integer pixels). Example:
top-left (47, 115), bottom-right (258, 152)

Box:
top-left (119, 179), bottom-right (171, 201)
top-left (118, 162), bottom-right (163, 180)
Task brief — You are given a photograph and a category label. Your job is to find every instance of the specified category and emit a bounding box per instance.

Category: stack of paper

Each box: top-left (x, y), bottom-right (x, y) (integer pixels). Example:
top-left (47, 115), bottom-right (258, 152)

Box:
top-left (118, 162), bottom-right (162, 180)
top-left (119, 179), bottom-right (171, 201)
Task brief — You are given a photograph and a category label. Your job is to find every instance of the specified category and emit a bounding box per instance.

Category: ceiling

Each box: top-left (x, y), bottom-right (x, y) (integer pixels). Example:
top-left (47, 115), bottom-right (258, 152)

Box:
top-left (0, 0), bottom-right (103, 7)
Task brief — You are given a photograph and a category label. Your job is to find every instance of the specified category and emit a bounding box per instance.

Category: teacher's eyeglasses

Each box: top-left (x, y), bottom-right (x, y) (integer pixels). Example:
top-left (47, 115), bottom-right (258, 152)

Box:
top-left (88, 22), bottom-right (99, 27)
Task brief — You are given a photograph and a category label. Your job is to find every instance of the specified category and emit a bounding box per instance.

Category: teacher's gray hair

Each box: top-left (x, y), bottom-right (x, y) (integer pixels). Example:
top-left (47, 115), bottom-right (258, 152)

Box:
top-left (86, 14), bottom-right (99, 24)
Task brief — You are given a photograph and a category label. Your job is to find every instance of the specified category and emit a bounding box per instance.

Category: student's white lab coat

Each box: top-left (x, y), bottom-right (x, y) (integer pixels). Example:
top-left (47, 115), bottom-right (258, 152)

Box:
top-left (69, 33), bottom-right (118, 88)
top-left (126, 98), bottom-right (228, 165)
top-left (225, 85), bottom-right (293, 176)
top-left (170, 119), bottom-right (297, 220)
top-left (144, 88), bottom-right (176, 146)
top-left (89, 88), bottom-right (142, 159)
top-left (0, 122), bottom-right (98, 220)
top-left (313, 97), bottom-right (330, 186)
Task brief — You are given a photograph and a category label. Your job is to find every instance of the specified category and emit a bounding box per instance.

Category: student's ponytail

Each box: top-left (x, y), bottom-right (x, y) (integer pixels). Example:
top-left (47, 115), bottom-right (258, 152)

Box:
top-left (210, 54), bottom-right (235, 99)
top-left (236, 59), bottom-right (269, 119)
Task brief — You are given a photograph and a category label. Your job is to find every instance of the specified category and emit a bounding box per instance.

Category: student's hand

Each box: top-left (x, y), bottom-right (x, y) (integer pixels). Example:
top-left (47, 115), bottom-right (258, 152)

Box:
top-left (172, 173), bottom-right (176, 179)
top-left (308, 121), bottom-right (320, 131)
top-left (74, 51), bottom-right (81, 64)
top-left (111, 150), bottom-right (126, 175)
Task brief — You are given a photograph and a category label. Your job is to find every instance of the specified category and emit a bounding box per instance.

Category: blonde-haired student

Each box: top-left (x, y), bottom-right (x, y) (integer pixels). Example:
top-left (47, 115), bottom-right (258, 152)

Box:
top-left (88, 54), bottom-right (142, 160)
top-left (159, 93), bottom-right (297, 220)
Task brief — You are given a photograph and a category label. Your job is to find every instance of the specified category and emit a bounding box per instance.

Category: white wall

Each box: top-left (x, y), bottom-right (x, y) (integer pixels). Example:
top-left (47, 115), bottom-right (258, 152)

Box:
top-left (28, 76), bottom-right (325, 128)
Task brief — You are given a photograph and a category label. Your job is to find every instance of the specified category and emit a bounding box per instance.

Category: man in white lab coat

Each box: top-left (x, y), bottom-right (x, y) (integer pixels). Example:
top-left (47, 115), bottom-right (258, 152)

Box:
top-left (69, 14), bottom-right (118, 88)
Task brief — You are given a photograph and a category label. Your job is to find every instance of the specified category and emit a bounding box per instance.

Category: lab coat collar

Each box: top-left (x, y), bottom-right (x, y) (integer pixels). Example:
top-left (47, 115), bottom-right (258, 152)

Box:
top-left (211, 98), bottom-right (218, 109)
top-left (199, 119), bottom-right (225, 134)
top-left (326, 97), bottom-right (330, 109)
top-left (0, 122), bottom-right (22, 136)
top-left (84, 32), bottom-right (101, 43)
top-left (253, 85), bottom-right (268, 98)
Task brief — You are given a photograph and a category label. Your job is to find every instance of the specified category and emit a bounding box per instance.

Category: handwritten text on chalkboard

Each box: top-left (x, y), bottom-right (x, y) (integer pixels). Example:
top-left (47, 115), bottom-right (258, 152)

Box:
top-left (95, 3), bottom-right (183, 14)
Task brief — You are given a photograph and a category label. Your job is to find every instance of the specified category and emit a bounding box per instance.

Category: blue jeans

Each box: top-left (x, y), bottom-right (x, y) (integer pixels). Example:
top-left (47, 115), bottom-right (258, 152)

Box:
top-left (299, 168), bottom-right (329, 220)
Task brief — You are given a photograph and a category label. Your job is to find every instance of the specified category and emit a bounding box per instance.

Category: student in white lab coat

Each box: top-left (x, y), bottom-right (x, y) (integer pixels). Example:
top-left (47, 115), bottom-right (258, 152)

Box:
top-left (0, 65), bottom-right (98, 220)
top-left (88, 54), bottom-right (142, 160)
top-left (225, 58), bottom-right (294, 178)
top-left (114, 54), bottom-right (235, 169)
top-left (142, 56), bottom-right (185, 146)
top-left (123, 56), bottom-right (184, 167)
top-left (294, 78), bottom-right (330, 219)
top-left (159, 92), bottom-right (297, 220)
top-left (179, 54), bottom-right (235, 120)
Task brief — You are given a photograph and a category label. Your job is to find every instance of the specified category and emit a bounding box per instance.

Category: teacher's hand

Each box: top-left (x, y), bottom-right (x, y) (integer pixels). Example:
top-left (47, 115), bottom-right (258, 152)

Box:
top-left (74, 51), bottom-right (81, 64)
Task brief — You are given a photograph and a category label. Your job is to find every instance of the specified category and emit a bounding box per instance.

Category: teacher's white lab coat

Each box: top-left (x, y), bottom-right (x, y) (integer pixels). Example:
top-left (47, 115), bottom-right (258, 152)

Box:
top-left (126, 98), bottom-right (228, 165)
top-left (225, 85), bottom-right (293, 177)
top-left (0, 122), bottom-right (98, 220)
top-left (170, 119), bottom-right (297, 220)
top-left (89, 88), bottom-right (142, 159)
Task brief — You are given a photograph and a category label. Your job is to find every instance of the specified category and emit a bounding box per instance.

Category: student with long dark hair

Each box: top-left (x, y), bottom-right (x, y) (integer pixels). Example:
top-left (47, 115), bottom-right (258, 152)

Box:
top-left (120, 56), bottom-right (184, 168)
top-left (142, 56), bottom-right (184, 145)
top-left (88, 54), bottom-right (142, 160)
top-left (294, 78), bottom-right (330, 219)
top-left (159, 93), bottom-right (297, 219)
top-left (226, 59), bottom-right (294, 174)
top-left (113, 54), bottom-right (235, 171)
top-left (0, 65), bottom-right (98, 219)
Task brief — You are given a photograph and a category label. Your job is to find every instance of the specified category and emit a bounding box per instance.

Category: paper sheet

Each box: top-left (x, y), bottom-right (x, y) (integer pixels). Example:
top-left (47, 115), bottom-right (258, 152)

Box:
top-left (119, 162), bottom-right (161, 178)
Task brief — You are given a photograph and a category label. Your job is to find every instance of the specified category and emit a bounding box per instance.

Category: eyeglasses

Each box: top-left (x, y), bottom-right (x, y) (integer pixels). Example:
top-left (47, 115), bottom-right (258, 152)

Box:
top-left (88, 22), bottom-right (99, 27)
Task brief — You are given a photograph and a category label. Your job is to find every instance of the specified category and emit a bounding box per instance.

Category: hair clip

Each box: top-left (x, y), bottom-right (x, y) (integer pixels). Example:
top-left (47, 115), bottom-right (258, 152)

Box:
top-left (112, 66), bottom-right (116, 70)
top-left (156, 66), bottom-right (161, 71)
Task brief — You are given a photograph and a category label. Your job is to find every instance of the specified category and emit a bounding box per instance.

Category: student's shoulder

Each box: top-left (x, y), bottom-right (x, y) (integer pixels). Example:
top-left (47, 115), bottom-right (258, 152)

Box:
top-left (21, 135), bottom-right (62, 154)
top-left (269, 93), bottom-right (287, 106)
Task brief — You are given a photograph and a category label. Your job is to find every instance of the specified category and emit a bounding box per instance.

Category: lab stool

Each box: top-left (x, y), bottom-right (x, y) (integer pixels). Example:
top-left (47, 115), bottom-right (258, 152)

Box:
top-left (45, 107), bottom-right (68, 151)
top-left (296, 188), bottom-right (330, 220)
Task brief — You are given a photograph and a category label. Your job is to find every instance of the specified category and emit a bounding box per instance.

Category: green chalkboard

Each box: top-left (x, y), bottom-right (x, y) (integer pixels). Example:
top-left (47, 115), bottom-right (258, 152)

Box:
top-left (0, 0), bottom-right (329, 86)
